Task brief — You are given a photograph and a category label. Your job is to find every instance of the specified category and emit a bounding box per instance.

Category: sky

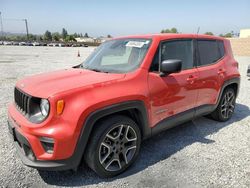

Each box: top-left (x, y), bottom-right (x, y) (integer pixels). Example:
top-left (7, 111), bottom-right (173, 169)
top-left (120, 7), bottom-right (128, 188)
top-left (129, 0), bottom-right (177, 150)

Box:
top-left (0, 0), bottom-right (250, 37)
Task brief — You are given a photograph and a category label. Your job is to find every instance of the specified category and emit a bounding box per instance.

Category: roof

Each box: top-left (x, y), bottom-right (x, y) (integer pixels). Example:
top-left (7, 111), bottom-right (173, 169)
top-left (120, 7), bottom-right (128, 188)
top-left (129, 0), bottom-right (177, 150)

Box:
top-left (114, 33), bottom-right (225, 41)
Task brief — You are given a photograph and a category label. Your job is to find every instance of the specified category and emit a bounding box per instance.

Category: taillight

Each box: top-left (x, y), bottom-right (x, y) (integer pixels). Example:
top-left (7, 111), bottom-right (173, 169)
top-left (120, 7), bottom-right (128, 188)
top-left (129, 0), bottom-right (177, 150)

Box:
top-left (233, 61), bottom-right (239, 69)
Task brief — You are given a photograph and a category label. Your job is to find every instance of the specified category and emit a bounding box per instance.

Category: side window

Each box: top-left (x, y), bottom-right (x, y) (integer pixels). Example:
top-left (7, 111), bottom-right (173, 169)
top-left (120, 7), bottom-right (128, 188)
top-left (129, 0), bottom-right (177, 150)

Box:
top-left (197, 40), bottom-right (221, 66)
top-left (161, 40), bottom-right (194, 70)
top-left (218, 40), bottom-right (225, 58)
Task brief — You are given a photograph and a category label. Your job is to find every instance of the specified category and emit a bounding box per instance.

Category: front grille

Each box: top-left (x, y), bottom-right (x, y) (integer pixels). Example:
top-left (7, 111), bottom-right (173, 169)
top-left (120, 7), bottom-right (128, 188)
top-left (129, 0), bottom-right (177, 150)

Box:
top-left (14, 88), bottom-right (31, 115)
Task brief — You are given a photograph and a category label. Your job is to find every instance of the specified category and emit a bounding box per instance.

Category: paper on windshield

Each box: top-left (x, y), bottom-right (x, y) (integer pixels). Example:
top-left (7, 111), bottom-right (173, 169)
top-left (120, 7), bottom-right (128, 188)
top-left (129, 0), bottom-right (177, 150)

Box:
top-left (126, 41), bottom-right (149, 48)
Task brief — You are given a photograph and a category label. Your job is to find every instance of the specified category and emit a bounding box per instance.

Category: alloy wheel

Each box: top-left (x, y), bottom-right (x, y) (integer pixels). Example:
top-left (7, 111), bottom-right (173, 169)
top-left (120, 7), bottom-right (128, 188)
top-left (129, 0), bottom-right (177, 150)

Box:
top-left (221, 90), bottom-right (235, 119)
top-left (98, 124), bottom-right (137, 172)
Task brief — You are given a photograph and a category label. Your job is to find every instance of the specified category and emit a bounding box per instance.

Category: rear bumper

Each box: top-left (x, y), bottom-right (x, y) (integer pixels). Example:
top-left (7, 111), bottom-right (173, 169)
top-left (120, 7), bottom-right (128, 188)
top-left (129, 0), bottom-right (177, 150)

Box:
top-left (7, 120), bottom-right (77, 171)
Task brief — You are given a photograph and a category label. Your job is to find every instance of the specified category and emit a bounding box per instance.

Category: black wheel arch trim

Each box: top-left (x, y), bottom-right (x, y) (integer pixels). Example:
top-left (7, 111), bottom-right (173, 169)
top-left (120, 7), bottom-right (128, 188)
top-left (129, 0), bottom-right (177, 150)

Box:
top-left (13, 100), bottom-right (151, 171)
top-left (216, 77), bottom-right (240, 106)
top-left (72, 100), bottom-right (151, 169)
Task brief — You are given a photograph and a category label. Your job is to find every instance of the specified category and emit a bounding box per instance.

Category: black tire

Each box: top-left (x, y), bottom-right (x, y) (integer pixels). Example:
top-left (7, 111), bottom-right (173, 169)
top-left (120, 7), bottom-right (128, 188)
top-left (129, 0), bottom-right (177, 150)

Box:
top-left (210, 87), bottom-right (236, 122)
top-left (84, 115), bottom-right (141, 178)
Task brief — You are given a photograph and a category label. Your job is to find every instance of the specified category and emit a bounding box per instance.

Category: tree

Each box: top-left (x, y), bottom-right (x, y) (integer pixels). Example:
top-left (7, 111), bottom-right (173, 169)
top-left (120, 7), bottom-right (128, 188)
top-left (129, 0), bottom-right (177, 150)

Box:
top-left (107, 34), bottom-right (112, 38)
top-left (37, 36), bottom-right (43, 41)
top-left (204, 32), bottom-right (214, 35)
top-left (44, 30), bottom-right (52, 41)
top-left (220, 33), bottom-right (233, 38)
top-left (62, 28), bottom-right (68, 39)
top-left (170, 28), bottom-right (177, 33)
top-left (84, 33), bottom-right (89, 38)
top-left (65, 35), bottom-right (76, 42)
top-left (27, 34), bottom-right (36, 41)
top-left (52, 32), bottom-right (60, 41)
top-left (224, 33), bottom-right (232, 38)
top-left (160, 28), bottom-right (178, 33)
top-left (73, 33), bottom-right (78, 38)
top-left (161, 29), bottom-right (170, 33)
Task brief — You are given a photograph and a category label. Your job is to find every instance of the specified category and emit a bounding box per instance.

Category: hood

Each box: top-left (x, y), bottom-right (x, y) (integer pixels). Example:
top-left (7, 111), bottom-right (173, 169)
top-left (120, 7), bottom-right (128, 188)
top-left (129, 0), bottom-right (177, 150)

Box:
top-left (16, 68), bottom-right (126, 98)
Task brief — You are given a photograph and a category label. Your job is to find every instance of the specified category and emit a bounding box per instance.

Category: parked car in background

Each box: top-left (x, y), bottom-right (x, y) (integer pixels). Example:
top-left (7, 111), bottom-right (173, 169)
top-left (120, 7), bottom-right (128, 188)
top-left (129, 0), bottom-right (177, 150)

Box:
top-left (248, 65), bottom-right (250, 77)
top-left (58, 43), bottom-right (65, 47)
top-left (12, 41), bottom-right (19, 45)
top-left (32, 42), bottom-right (40, 46)
top-left (26, 42), bottom-right (33, 46)
top-left (47, 43), bottom-right (54, 47)
top-left (82, 43), bottom-right (88, 47)
top-left (19, 42), bottom-right (26, 46)
top-left (65, 43), bottom-right (72, 47)
top-left (7, 34), bottom-right (240, 178)
top-left (40, 42), bottom-right (47, 46)
top-left (3, 41), bottom-right (12, 45)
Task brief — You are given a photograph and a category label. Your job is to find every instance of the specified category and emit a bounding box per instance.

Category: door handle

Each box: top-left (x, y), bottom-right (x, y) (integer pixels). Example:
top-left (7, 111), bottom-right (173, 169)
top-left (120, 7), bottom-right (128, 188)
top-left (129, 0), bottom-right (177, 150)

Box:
top-left (186, 75), bottom-right (197, 83)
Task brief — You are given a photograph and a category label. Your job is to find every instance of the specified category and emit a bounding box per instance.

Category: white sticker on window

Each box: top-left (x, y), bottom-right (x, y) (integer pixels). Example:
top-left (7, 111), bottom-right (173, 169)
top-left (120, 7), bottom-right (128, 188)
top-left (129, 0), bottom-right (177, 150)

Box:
top-left (126, 41), bottom-right (148, 48)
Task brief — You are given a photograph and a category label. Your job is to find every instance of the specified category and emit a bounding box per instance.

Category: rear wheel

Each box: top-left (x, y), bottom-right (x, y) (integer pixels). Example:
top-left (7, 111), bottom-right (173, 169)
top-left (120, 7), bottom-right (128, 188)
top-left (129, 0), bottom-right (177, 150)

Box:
top-left (84, 115), bottom-right (141, 178)
top-left (210, 88), bottom-right (236, 122)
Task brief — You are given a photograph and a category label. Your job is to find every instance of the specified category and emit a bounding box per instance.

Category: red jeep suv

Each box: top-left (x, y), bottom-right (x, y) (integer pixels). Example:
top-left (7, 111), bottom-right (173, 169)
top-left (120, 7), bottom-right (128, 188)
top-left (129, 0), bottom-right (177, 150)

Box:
top-left (8, 34), bottom-right (240, 177)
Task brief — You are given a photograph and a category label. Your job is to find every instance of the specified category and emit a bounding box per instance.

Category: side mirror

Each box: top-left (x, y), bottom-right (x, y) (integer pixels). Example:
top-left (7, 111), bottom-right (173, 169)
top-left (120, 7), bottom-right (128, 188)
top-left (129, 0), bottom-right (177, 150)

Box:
top-left (160, 59), bottom-right (182, 76)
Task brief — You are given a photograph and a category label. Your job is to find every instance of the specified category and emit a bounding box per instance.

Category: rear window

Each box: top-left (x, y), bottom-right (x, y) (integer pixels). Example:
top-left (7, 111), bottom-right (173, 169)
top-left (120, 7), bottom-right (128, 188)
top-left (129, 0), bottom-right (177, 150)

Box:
top-left (197, 40), bottom-right (224, 66)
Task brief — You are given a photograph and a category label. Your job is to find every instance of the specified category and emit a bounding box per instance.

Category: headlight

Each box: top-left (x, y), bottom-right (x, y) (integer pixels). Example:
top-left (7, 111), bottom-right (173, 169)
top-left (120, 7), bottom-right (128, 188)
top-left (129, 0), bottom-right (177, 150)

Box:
top-left (40, 99), bottom-right (50, 117)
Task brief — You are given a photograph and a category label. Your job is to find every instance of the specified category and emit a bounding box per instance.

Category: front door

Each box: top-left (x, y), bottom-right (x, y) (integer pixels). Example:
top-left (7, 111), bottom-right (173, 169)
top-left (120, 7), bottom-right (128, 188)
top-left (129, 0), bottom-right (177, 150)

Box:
top-left (148, 39), bottom-right (199, 127)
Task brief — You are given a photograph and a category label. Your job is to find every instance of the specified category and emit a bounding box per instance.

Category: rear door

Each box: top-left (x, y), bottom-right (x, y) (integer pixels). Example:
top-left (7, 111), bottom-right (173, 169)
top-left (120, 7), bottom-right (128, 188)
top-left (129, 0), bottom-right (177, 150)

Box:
top-left (148, 39), bottom-right (199, 126)
top-left (195, 39), bottom-right (226, 107)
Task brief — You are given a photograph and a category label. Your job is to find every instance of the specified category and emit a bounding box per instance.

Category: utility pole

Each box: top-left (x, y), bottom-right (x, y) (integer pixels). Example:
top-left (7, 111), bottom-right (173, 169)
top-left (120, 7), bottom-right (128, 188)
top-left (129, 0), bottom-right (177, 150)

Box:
top-left (23, 19), bottom-right (29, 41)
top-left (0, 12), bottom-right (4, 37)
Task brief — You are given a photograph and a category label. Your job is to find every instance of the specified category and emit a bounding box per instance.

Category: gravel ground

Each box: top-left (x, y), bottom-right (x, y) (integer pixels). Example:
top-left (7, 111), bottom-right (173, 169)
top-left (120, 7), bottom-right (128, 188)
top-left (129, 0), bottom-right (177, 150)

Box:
top-left (0, 46), bottom-right (249, 188)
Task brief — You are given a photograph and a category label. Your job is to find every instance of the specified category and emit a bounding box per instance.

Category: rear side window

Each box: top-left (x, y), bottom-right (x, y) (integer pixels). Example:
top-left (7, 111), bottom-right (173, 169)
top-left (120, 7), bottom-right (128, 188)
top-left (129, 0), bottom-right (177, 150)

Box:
top-left (197, 40), bottom-right (224, 66)
top-left (218, 40), bottom-right (225, 57)
top-left (161, 40), bottom-right (194, 70)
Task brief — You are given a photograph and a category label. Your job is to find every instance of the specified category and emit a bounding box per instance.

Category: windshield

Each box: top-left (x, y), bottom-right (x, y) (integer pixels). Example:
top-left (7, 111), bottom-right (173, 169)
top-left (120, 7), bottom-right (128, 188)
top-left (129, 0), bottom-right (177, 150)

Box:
top-left (81, 38), bottom-right (151, 73)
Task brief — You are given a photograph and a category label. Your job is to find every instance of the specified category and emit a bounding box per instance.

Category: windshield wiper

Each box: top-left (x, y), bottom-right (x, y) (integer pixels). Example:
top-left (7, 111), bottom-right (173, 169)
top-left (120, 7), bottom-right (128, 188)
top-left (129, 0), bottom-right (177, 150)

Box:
top-left (88, 68), bottom-right (101, 72)
top-left (80, 64), bottom-right (110, 73)
top-left (87, 68), bottom-right (111, 73)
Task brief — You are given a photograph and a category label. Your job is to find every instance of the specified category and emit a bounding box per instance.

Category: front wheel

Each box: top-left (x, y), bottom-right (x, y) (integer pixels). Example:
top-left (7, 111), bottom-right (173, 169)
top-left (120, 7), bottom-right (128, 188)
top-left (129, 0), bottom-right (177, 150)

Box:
top-left (84, 115), bottom-right (141, 178)
top-left (210, 88), bottom-right (236, 122)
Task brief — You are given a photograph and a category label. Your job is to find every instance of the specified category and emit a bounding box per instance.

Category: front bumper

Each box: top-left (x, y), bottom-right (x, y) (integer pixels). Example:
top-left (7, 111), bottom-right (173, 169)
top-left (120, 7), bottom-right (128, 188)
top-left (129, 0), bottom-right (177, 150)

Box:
top-left (7, 119), bottom-right (77, 171)
top-left (7, 102), bottom-right (84, 171)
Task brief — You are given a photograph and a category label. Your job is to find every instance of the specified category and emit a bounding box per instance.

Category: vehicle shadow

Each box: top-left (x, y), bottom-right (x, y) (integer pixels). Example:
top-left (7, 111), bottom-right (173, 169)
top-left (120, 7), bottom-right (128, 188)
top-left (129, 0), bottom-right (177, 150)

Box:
top-left (38, 103), bottom-right (250, 187)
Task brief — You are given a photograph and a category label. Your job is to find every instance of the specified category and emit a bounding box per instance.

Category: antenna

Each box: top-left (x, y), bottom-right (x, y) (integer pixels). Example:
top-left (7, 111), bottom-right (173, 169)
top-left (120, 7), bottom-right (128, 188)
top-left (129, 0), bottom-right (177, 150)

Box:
top-left (23, 19), bottom-right (29, 41)
top-left (197, 27), bottom-right (200, 35)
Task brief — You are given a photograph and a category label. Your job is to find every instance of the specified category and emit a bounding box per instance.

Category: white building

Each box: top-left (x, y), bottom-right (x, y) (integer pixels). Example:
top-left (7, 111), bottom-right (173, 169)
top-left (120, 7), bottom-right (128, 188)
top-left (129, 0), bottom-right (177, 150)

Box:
top-left (75, 37), bottom-right (95, 43)
top-left (240, 29), bottom-right (250, 38)
top-left (95, 37), bottom-right (112, 43)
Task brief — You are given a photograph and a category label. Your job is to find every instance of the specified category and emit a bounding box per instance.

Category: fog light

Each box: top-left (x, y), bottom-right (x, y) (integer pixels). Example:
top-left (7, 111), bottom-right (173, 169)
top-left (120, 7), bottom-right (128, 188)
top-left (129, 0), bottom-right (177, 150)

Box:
top-left (40, 137), bottom-right (54, 154)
